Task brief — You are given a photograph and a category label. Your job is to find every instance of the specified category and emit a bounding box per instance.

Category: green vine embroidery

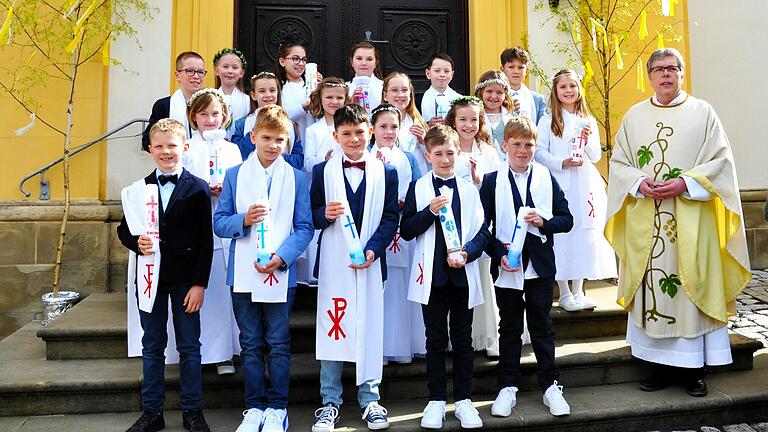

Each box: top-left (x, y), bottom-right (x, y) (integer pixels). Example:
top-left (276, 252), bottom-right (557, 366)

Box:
top-left (640, 122), bottom-right (683, 325)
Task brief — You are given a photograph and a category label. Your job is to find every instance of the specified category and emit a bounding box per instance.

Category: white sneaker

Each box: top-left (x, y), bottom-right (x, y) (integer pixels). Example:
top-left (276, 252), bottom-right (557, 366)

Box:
top-left (454, 399), bottom-right (483, 429)
top-left (543, 381), bottom-right (571, 416)
top-left (420, 400), bottom-right (446, 429)
top-left (491, 386), bottom-right (518, 417)
top-left (216, 360), bottom-right (235, 375)
top-left (235, 408), bottom-right (264, 432)
top-left (261, 408), bottom-right (288, 432)
top-left (574, 294), bottom-right (597, 310)
top-left (312, 403), bottom-right (339, 432)
top-left (361, 402), bottom-right (389, 430)
top-left (559, 295), bottom-right (582, 312)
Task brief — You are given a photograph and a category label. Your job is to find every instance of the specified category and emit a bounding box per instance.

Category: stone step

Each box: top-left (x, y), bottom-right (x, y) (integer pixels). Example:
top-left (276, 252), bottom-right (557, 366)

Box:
top-left (37, 282), bottom-right (627, 360)
top-left (1, 355), bottom-right (767, 431)
top-left (3, 321), bottom-right (760, 416)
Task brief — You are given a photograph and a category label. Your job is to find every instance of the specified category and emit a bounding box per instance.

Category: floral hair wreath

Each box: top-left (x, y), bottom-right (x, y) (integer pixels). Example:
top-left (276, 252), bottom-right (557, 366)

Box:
top-left (251, 71), bottom-right (277, 81)
top-left (474, 77), bottom-right (510, 92)
top-left (213, 47), bottom-right (248, 69)
top-left (322, 81), bottom-right (348, 89)
top-left (449, 95), bottom-right (483, 108)
top-left (553, 70), bottom-right (583, 83)
top-left (371, 105), bottom-right (400, 116)
top-left (188, 88), bottom-right (226, 107)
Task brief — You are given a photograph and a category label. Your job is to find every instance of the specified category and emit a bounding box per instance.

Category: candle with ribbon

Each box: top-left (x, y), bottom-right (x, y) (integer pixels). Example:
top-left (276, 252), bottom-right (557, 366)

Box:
top-left (437, 186), bottom-right (464, 262)
top-left (337, 199), bottom-right (367, 265)
top-left (571, 118), bottom-right (588, 161)
top-left (305, 63), bottom-right (318, 98)
top-left (203, 129), bottom-right (227, 185)
top-left (352, 76), bottom-right (372, 116)
top-left (507, 206), bottom-right (531, 269)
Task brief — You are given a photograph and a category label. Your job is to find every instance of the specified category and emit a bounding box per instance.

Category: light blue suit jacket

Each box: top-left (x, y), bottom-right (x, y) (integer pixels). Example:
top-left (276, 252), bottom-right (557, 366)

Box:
top-left (213, 162), bottom-right (314, 289)
top-left (531, 91), bottom-right (547, 124)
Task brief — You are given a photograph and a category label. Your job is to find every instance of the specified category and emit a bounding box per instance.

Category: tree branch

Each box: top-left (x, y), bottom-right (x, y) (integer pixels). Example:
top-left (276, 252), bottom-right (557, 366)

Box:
top-left (0, 80), bottom-right (66, 135)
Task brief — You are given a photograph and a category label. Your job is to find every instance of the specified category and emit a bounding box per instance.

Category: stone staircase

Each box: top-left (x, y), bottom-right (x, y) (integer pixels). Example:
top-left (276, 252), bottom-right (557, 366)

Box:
top-left (0, 282), bottom-right (766, 431)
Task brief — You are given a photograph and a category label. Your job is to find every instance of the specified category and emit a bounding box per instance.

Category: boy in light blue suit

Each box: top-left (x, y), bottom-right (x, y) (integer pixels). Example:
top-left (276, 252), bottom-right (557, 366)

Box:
top-left (500, 47), bottom-right (547, 124)
top-left (214, 105), bottom-right (313, 432)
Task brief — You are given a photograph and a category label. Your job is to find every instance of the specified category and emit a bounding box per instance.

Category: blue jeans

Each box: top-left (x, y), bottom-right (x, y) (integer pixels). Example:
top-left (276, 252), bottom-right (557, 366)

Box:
top-left (320, 360), bottom-right (380, 408)
top-left (232, 290), bottom-right (292, 410)
top-left (138, 281), bottom-right (203, 412)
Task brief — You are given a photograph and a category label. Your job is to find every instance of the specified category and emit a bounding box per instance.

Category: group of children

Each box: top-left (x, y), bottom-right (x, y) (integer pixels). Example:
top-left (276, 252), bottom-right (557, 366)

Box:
top-left (121, 42), bottom-right (616, 432)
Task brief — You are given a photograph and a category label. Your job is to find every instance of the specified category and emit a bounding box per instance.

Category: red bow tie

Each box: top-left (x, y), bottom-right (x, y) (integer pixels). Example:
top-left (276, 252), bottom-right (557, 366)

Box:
top-left (343, 160), bottom-right (366, 170)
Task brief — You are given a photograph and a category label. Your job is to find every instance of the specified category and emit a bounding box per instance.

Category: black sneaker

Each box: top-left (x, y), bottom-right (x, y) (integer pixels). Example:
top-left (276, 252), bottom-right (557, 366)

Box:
top-left (182, 409), bottom-right (210, 432)
top-left (126, 411), bottom-right (165, 432)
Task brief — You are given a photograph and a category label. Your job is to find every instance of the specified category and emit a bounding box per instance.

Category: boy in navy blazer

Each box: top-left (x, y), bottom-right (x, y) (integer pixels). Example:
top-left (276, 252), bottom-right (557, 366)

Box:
top-left (118, 118), bottom-right (213, 432)
top-left (479, 117), bottom-right (573, 419)
top-left (214, 105), bottom-right (313, 432)
top-left (400, 124), bottom-right (491, 430)
top-left (309, 104), bottom-right (399, 432)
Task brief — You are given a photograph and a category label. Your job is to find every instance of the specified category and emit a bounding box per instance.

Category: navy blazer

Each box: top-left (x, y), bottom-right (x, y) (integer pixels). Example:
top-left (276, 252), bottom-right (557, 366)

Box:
top-left (117, 169), bottom-right (214, 287)
top-left (479, 169), bottom-right (573, 278)
top-left (399, 177), bottom-right (491, 287)
top-left (230, 116), bottom-right (305, 170)
top-left (142, 96), bottom-right (172, 152)
top-left (309, 160), bottom-right (400, 281)
top-left (212, 163), bottom-right (314, 288)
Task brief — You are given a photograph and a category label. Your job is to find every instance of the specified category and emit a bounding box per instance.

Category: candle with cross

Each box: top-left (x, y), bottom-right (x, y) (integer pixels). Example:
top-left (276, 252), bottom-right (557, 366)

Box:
top-left (254, 198), bottom-right (273, 267)
top-left (570, 118), bottom-right (588, 162)
top-left (437, 186), bottom-right (464, 262)
top-left (336, 199), bottom-right (366, 265)
top-left (506, 206), bottom-right (532, 269)
top-left (144, 184), bottom-right (161, 252)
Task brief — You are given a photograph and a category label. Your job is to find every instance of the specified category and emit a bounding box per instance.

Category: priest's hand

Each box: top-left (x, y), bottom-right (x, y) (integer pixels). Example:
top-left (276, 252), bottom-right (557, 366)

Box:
top-left (184, 285), bottom-right (205, 313)
top-left (447, 251), bottom-right (468, 268)
top-left (138, 235), bottom-right (154, 255)
top-left (523, 210), bottom-right (544, 228)
top-left (562, 157), bottom-right (584, 169)
top-left (653, 177), bottom-right (687, 199)
top-left (429, 196), bottom-right (450, 215)
top-left (349, 250), bottom-right (375, 269)
top-left (500, 255), bottom-right (520, 272)
top-left (638, 177), bottom-right (661, 199)
top-left (254, 255), bottom-right (284, 274)
top-left (325, 201), bottom-right (345, 221)
top-left (244, 202), bottom-right (270, 227)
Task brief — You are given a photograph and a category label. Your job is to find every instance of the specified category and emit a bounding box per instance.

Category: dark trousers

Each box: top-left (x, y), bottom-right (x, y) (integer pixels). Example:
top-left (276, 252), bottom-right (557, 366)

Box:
top-left (495, 276), bottom-right (559, 391)
top-left (422, 282), bottom-right (474, 401)
top-left (138, 281), bottom-right (203, 412)
top-left (232, 290), bottom-right (292, 410)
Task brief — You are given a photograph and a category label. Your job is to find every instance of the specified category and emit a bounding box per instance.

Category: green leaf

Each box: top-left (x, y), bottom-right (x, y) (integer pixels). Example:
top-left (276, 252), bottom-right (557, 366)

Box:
top-left (659, 274), bottom-right (681, 299)
top-left (637, 146), bottom-right (654, 168)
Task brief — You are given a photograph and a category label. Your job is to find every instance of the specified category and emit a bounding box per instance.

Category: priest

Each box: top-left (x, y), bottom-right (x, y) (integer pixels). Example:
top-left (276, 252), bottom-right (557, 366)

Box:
top-left (605, 48), bottom-right (750, 397)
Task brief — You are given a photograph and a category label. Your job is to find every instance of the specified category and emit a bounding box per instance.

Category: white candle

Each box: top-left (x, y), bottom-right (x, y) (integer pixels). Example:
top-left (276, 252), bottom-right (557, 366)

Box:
top-left (507, 206), bottom-right (531, 268)
top-left (144, 184), bottom-right (161, 252)
top-left (337, 199), bottom-right (366, 265)
top-left (438, 186), bottom-right (464, 261)
top-left (254, 198), bottom-right (273, 267)
top-left (305, 63), bottom-right (318, 98)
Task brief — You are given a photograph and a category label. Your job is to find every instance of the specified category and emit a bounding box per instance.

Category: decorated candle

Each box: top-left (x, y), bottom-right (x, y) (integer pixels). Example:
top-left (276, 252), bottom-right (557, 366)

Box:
top-left (438, 186), bottom-right (464, 262)
top-left (254, 198), bottom-right (273, 267)
top-left (337, 199), bottom-right (367, 265)
top-left (305, 63), bottom-right (318, 98)
top-left (144, 184), bottom-right (161, 252)
top-left (507, 206), bottom-right (531, 269)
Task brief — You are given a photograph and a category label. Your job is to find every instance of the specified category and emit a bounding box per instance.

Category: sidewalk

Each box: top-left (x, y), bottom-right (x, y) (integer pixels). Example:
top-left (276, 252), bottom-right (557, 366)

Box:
top-left (730, 269), bottom-right (768, 347)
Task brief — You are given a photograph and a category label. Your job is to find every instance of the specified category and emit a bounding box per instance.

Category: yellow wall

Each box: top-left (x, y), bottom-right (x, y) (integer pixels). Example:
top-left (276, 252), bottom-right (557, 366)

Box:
top-left (468, 0), bottom-right (527, 85)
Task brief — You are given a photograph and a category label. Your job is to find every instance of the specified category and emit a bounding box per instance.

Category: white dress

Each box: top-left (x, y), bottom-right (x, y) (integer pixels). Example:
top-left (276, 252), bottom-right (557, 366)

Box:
top-left (398, 114), bottom-right (430, 175)
top-left (535, 111), bottom-right (617, 281)
top-left (221, 87), bottom-right (251, 140)
top-left (281, 80), bottom-right (312, 141)
top-left (127, 132), bottom-right (242, 363)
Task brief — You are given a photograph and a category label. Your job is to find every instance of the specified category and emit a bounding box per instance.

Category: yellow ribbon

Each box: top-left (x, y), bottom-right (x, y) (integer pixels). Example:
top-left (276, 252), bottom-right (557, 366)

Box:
top-left (0, 6), bottom-right (13, 45)
top-left (670, 0), bottom-right (679, 17)
top-left (636, 59), bottom-right (645, 93)
top-left (73, 0), bottom-right (97, 35)
top-left (65, 26), bottom-right (85, 53)
top-left (639, 9), bottom-right (649, 40)
top-left (614, 34), bottom-right (624, 70)
top-left (657, 31), bottom-right (665, 49)
top-left (584, 60), bottom-right (595, 84)
top-left (102, 36), bottom-right (110, 66)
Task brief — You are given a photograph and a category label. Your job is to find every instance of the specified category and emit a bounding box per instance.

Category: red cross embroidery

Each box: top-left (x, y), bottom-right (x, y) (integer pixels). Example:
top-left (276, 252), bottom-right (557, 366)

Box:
top-left (389, 232), bottom-right (401, 253)
top-left (327, 297), bottom-right (347, 340)
top-left (146, 195), bottom-right (159, 224)
top-left (587, 192), bottom-right (595, 218)
top-left (416, 262), bottom-right (424, 285)
top-left (259, 252), bottom-right (279, 285)
top-left (142, 263), bottom-right (154, 298)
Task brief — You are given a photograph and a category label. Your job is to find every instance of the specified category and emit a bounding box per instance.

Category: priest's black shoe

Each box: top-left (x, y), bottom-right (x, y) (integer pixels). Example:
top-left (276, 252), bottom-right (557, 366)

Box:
top-left (686, 378), bottom-right (708, 397)
top-left (182, 409), bottom-right (210, 432)
top-left (639, 371), bottom-right (668, 392)
top-left (125, 411), bottom-right (165, 432)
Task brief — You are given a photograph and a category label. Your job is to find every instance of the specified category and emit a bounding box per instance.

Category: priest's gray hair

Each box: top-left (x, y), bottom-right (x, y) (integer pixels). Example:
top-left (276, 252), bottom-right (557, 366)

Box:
top-left (646, 48), bottom-right (685, 74)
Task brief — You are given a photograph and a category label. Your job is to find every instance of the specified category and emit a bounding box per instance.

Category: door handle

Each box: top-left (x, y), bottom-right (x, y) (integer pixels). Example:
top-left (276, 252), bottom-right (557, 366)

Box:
top-left (365, 30), bottom-right (389, 44)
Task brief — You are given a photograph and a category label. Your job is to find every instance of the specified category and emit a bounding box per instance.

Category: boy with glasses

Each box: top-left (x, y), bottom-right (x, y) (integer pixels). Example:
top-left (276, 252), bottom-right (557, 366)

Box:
top-left (141, 51), bottom-right (207, 152)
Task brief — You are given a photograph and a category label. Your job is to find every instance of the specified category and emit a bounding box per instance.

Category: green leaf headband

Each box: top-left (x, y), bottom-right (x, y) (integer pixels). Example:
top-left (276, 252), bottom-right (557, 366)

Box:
top-left (188, 88), bottom-right (226, 107)
top-left (213, 48), bottom-right (248, 69)
top-left (449, 95), bottom-right (482, 108)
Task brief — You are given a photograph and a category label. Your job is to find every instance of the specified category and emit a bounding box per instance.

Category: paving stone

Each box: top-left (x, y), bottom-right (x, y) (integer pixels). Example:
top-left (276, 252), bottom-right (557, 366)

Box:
top-left (724, 424), bottom-right (757, 432)
top-left (701, 427), bottom-right (722, 432)
top-left (751, 423), bottom-right (768, 432)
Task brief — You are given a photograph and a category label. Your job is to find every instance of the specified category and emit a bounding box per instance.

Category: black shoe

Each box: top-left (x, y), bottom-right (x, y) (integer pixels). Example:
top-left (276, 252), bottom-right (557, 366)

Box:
top-left (639, 370), bottom-right (668, 392)
top-left (126, 411), bottom-right (165, 432)
top-left (686, 378), bottom-right (708, 397)
top-left (182, 409), bottom-right (210, 432)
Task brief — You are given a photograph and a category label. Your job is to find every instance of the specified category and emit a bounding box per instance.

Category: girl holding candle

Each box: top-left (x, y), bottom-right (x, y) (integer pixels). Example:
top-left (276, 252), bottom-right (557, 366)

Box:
top-left (534, 69), bottom-right (617, 312)
top-left (347, 41), bottom-right (384, 115)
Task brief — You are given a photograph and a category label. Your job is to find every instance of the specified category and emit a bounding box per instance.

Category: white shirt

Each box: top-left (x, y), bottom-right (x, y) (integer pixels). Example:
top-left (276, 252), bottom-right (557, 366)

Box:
top-left (508, 165), bottom-right (540, 280)
top-left (421, 85), bottom-right (462, 122)
top-left (155, 167), bottom-right (183, 210)
top-left (260, 157), bottom-right (277, 192)
top-left (343, 154), bottom-right (366, 192)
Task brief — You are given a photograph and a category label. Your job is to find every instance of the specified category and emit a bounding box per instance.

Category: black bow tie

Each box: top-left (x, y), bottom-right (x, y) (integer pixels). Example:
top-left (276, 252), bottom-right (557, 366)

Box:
top-left (158, 174), bottom-right (178, 186)
top-left (434, 176), bottom-right (456, 189)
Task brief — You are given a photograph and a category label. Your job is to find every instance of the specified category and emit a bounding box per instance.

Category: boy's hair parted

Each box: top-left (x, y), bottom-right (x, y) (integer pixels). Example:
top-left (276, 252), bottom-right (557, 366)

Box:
top-left (274, 39), bottom-right (308, 84)
top-left (474, 70), bottom-right (514, 113)
top-left (349, 41), bottom-right (383, 79)
top-left (186, 88), bottom-right (229, 130)
top-left (381, 71), bottom-right (428, 131)
top-left (308, 77), bottom-right (350, 119)
top-left (503, 116), bottom-right (538, 142)
top-left (424, 123), bottom-right (460, 152)
top-left (212, 47), bottom-right (248, 90)
top-left (149, 118), bottom-right (187, 142)
top-left (253, 104), bottom-right (293, 153)
top-left (333, 103), bottom-right (370, 130)
top-left (444, 96), bottom-right (491, 145)
top-left (175, 51), bottom-right (204, 70)
top-left (248, 71), bottom-right (282, 115)
top-left (428, 52), bottom-right (454, 69)
top-left (548, 68), bottom-right (591, 138)
top-left (500, 46), bottom-right (530, 66)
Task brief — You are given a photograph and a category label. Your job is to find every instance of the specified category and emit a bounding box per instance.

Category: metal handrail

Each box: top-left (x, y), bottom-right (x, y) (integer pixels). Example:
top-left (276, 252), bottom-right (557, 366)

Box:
top-left (19, 118), bottom-right (149, 198)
